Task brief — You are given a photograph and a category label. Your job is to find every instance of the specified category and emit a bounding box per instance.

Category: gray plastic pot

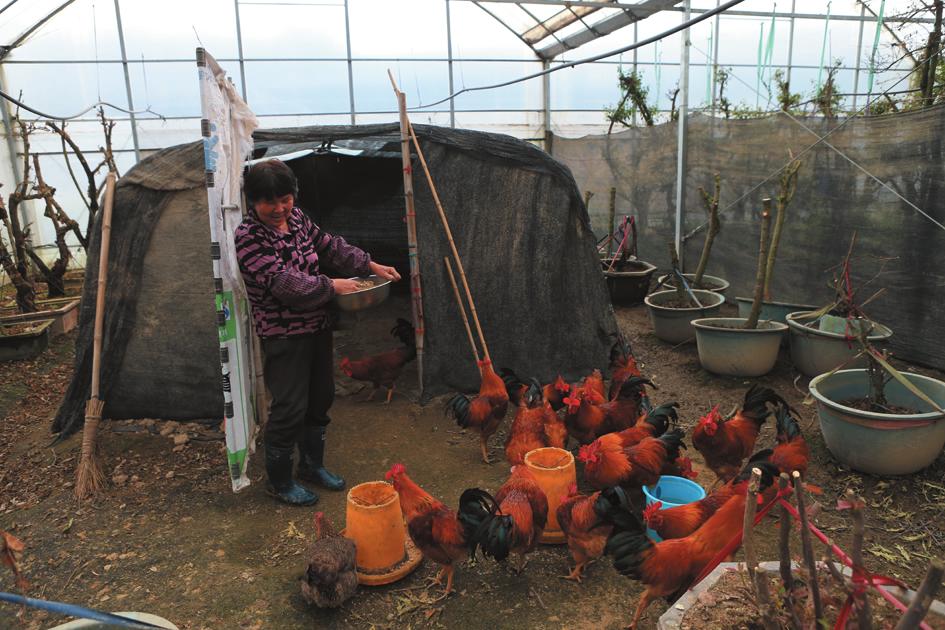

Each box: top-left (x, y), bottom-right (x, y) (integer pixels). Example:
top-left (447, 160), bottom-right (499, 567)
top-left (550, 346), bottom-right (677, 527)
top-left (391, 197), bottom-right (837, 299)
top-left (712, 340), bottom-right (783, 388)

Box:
top-left (786, 311), bottom-right (893, 377)
top-left (657, 273), bottom-right (730, 295)
top-left (809, 369), bottom-right (945, 475)
top-left (734, 297), bottom-right (817, 324)
top-left (644, 290), bottom-right (725, 344)
top-left (692, 317), bottom-right (787, 377)
top-left (601, 259), bottom-right (657, 306)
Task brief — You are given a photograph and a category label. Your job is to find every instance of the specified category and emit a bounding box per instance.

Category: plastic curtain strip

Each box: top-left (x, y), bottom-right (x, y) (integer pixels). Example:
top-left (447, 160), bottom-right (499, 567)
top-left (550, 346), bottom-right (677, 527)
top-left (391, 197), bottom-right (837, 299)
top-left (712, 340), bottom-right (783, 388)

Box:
top-left (867, 0), bottom-right (886, 98)
top-left (764, 10), bottom-right (776, 107)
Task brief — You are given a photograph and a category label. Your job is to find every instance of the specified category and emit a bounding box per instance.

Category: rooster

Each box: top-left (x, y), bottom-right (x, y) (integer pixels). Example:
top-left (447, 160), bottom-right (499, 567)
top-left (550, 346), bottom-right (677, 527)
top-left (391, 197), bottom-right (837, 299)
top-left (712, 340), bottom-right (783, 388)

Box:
top-left (643, 460), bottom-right (760, 541)
top-left (579, 428), bottom-right (687, 491)
top-left (505, 380), bottom-right (566, 465)
top-left (603, 462), bottom-right (779, 629)
top-left (300, 512), bottom-right (358, 608)
top-left (446, 359), bottom-right (510, 463)
top-left (692, 385), bottom-right (788, 484)
top-left (543, 375), bottom-right (572, 412)
top-left (556, 483), bottom-right (619, 582)
top-left (613, 401), bottom-right (677, 449)
top-left (385, 463), bottom-right (499, 595)
top-left (769, 402), bottom-right (809, 478)
top-left (608, 338), bottom-right (643, 401)
top-left (564, 377), bottom-right (653, 444)
top-left (478, 465), bottom-right (549, 573)
top-left (340, 319), bottom-right (416, 403)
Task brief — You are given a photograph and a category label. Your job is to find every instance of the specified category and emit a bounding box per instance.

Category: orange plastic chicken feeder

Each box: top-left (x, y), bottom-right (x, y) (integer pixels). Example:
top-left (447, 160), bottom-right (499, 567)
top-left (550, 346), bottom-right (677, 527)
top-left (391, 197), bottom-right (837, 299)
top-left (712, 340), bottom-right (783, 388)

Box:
top-left (524, 447), bottom-right (576, 544)
top-left (343, 481), bottom-right (423, 585)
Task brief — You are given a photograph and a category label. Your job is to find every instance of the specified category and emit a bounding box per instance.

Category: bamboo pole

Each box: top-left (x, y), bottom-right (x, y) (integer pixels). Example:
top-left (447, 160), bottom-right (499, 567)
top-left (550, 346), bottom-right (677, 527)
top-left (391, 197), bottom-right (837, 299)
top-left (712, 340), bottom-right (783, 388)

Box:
top-left (391, 80), bottom-right (425, 391)
top-left (895, 559), bottom-right (945, 630)
top-left (793, 471), bottom-right (824, 625)
top-left (745, 198), bottom-right (772, 329)
top-left (404, 120), bottom-right (491, 363)
top-left (76, 172), bottom-right (116, 500)
top-left (445, 257), bottom-right (480, 365)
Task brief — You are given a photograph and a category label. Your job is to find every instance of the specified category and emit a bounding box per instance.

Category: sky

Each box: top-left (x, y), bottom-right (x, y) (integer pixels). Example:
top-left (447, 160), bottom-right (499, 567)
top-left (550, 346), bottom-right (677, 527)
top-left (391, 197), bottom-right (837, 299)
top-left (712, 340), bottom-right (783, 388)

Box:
top-left (0, 0), bottom-right (935, 246)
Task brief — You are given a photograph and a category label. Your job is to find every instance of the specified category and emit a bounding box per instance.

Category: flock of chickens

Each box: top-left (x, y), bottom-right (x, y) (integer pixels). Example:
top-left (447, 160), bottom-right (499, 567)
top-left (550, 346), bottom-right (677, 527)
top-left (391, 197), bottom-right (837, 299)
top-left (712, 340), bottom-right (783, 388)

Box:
top-left (306, 329), bottom-right (812, 629)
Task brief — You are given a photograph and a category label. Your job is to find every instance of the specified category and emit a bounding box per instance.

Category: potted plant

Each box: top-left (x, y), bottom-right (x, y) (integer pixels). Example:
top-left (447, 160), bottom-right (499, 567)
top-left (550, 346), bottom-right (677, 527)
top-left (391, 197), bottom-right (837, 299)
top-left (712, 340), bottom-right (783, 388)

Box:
top-left (734, 158), bottom-right (815, 322)
top-left (645, 243), bottom-right (725, 345)
top-left (0, 319), bottom-right (54, 361)
top-left (809, 340), bottom-right (945, 475)
top-left (786, 234), bottom-right (893, 378)
top-left (598, 187), bottom-right (658, 305)
top-left (692, 199), bottom-right (787, 377)
top-left (657, 174), bottom-right (730, 295)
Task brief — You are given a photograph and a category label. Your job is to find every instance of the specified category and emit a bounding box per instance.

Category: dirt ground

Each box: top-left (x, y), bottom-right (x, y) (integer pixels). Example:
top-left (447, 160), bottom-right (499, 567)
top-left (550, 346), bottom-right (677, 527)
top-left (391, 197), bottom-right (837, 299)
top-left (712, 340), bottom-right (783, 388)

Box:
top-left (1, 294), bottom-right (944, 629)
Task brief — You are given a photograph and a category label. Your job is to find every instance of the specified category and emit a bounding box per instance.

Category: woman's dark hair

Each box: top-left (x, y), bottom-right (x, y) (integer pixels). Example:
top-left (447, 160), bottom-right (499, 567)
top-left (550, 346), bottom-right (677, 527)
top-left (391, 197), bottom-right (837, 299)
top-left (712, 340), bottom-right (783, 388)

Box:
top-left (243, 159), bottom-right (298, 203)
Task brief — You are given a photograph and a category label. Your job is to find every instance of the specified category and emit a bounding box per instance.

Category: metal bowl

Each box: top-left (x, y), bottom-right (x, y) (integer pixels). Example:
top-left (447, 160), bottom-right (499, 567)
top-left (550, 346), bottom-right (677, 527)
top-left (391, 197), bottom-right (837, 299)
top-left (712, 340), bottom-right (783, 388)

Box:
top-left (333, 275), bottom-right (392, 312)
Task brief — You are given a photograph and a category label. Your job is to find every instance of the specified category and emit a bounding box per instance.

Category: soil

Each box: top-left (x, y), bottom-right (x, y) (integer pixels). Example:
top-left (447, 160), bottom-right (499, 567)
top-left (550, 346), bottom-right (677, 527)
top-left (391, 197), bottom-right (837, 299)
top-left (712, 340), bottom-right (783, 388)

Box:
top-left (839, 398), bottom-right (919, 415)
top-left (658, 297), bottom-right (703, 309)
top-left (679, 567), bottom-right (945, 630)
top-left (1, 296), bottom-right (944, 630)
top-left (0, 322), bottom-right (46, 336)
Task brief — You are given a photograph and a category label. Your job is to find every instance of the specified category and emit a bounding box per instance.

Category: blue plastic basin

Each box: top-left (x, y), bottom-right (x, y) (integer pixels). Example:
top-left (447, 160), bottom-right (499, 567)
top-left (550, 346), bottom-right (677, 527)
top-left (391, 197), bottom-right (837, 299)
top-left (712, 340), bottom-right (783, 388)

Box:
top-left (642, 475), bottom-right (707, 541)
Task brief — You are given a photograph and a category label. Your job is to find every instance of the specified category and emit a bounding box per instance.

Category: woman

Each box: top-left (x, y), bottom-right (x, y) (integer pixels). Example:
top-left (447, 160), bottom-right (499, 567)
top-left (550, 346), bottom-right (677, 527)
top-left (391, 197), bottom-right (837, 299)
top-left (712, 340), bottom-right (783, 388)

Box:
top-left (235, 159), bottom-right (401, 506)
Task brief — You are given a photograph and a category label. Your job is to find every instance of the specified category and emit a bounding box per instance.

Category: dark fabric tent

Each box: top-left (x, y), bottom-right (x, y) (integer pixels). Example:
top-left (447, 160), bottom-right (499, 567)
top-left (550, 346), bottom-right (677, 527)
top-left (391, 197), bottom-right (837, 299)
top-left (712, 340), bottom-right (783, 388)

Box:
top-left (53, 124), bottom-right (620, 436)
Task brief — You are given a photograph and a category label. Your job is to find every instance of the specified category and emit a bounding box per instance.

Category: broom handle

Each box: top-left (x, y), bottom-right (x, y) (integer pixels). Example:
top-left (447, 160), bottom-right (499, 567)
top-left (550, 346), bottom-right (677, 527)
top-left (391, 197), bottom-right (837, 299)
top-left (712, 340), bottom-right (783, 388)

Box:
top-left (406, 122), bottom-right (491, 362)
top-left (444, 257), bottom-right (480, 365)
top-left (91, 173), bottom-right (116, 401)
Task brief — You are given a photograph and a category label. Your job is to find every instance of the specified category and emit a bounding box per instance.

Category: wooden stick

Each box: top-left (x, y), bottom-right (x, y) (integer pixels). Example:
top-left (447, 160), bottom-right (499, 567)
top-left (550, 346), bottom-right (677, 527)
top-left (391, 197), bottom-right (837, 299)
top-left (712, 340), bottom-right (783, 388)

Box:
top-left (793, 470), bottom-right (824, 625)
top-left (392, 81), bottom-right (425, 390)
top-left (444, 257), bottom-right (480, 365)
top-left (778, 474), bottom-right (794, 594)
top-left (405, 120), bottom-right (491, 363)
top-left (847, 489), bottom-right (873, 630)
top-left (754, 567), bottom-right (780, 630)
top-left (894, 559), bottom-right (945, 630)
top-left (742, 467), bottom-right (761, 584)
top-left (745, 198), bottom-right (772, 330)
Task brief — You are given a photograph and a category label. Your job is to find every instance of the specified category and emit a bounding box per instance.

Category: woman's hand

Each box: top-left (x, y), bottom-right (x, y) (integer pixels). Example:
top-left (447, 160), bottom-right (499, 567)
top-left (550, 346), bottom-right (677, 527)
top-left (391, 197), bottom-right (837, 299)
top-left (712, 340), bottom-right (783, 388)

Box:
top-left (370, 262), bottom-right (401, 282)
top-left (332, 278), bottom-right (361, 295)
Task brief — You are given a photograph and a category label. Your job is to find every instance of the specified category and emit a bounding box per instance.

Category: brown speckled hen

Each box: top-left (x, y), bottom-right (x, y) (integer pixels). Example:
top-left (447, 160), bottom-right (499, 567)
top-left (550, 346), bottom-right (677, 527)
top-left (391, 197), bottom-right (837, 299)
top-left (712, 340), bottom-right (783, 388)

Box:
top-left (300, 512), bottom-right (358, 608)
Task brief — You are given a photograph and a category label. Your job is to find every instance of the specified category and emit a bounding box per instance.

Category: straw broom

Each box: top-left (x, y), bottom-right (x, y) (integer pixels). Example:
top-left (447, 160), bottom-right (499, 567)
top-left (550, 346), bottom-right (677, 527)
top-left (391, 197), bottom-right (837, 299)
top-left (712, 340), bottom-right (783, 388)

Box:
top-left (76, 172), bottom-right (116, 500)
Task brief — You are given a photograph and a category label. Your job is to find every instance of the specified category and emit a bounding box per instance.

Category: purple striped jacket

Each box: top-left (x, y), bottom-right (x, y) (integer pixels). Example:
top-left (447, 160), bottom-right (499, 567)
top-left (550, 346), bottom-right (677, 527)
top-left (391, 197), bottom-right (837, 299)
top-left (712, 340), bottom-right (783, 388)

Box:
top-left (234, 207), bottom-right (371, 337)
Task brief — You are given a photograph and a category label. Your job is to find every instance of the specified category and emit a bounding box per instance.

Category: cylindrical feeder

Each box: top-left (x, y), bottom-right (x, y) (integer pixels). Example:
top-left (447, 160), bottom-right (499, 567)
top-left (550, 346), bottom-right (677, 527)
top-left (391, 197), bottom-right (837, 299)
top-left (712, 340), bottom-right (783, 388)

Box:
top-left (344, 481), bottom-right (423, 585)
top-left (524, 447), bottom-right (576, 544)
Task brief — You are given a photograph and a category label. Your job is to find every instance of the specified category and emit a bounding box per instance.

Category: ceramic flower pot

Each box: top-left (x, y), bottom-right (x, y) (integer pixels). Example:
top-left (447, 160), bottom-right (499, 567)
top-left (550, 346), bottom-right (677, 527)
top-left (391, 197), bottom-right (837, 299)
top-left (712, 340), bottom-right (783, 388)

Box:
top-left (644, 290), bottom-right (725, 345)
top-left (524, 447), bottom-right (576, 544)
top-left (601, 258), bottom-right (657, 306)
top-left (786, 311), bottom-right (893, 377)
top-left (345, 481), bottom-right (422, 585)
top-left (657, 273), bottom-right (730, 296)
top-left (692, 317), bottom-right (787, 377)
top-left (809, 369), bottom-right (945, 475)
top-left (734, 297), bottom-right (816, 324)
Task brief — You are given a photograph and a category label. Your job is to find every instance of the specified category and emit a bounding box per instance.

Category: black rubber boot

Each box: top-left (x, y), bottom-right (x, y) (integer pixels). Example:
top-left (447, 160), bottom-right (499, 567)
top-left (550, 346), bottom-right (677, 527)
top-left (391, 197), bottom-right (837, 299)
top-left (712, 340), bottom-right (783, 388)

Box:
top-left (298, 426), bottom-right (346, 491)
top-left (265, 445), bottom-right (319, 506)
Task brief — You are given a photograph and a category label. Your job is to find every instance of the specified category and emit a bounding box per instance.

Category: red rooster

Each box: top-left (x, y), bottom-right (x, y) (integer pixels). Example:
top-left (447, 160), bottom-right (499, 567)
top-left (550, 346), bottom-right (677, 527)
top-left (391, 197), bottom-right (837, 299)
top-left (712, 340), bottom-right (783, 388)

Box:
top-left (505, 381), bottom-right (559, 465)
top-left (613, 401), bottom-right (677, 448)
top-left (556, 483), bottom-right (618, 582)
top-left (446, 359), bottom-right (510, 463)
top-left (579, 428), bottom-right (687, 491)
top-left (769, 402), bottom-right (809, 478)
top-left (543, 375), bottom-right (571, 412)
top-left (692, 385), bottom-right (788, 484)
top-left (564, 377), bottom-right (653, 444)
top-left (340, 319), bottom-right (415, 403)
top-left (603, 462), bottom-right (779, 629)
top-left (608, 338), bottom-right (643, 401)
top-left (385, 463), bottom-right (499, 595)
top-left (480, 465), bottom-right (549, 573)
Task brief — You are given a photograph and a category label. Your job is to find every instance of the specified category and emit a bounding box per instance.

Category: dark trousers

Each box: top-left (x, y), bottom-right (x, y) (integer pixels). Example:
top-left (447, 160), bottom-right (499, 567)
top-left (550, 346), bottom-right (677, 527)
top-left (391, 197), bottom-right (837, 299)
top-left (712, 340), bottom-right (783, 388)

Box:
top-left (261, 330), bottom-right (334, 451)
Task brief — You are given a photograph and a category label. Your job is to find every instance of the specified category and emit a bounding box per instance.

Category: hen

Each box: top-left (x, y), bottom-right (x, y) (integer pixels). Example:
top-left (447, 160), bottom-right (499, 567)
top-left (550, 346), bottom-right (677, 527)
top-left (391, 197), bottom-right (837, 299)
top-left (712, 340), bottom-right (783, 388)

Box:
top-left (385, 463), bottom-right (499, 595)
top-left (340, 319), bottom-right (416, 403)
top-left (300, 512), bottom-right (358, 609)
top-left (505, 380), bottom-right (566, 465)
top-left (556, 483), bottom-right (621, 582)
top-left (692, 385), bottom-right (788, 484)
top-left (479, 465), bottom-right (549, 573)
top-left (446, 359), bottom-right (510, 463)
top-left (579, 428), bottom-right (687, 491)
top-left (604, 462), bottom-right (779, 629)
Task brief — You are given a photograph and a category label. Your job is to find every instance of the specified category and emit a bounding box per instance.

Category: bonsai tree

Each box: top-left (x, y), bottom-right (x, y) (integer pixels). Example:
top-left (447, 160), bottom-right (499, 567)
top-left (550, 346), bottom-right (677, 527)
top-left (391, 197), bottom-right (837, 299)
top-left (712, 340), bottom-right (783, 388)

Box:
top-left (692, 174), bottom-right (722, 290)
